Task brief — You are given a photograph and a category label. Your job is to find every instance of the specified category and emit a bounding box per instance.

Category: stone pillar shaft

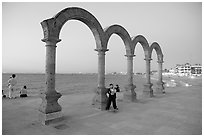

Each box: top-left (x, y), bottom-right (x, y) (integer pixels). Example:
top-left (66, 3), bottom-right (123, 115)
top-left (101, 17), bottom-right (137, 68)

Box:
top-left (158, 61), bottom-right (163, 83)
top-left (45, 41), bottom-right (57, 93)
top-left (123, 54), bottom-right (136, 102)
top-left (126, 55), bottom-right (134, 85)
top-left (96, 49), bottom-right (107, 88)
top-left (143, 57), bottom-right (153, 97)
top-left (92, 49), bottom-right (108, 110)
top-left (156, 60), bottom-right (165, 93)
top-left (145, 58), bottom-right (151, 84)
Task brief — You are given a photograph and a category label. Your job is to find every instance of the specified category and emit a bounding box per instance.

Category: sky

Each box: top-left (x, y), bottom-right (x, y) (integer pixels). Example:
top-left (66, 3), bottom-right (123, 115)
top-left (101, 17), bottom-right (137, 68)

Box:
top-left (2, 2), bottom-right (202, 73)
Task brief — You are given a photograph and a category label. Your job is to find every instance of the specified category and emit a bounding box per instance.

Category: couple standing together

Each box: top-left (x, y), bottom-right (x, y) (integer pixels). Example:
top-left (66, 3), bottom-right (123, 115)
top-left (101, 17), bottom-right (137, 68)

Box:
top-left (105, 84), bottom-right (120, 111)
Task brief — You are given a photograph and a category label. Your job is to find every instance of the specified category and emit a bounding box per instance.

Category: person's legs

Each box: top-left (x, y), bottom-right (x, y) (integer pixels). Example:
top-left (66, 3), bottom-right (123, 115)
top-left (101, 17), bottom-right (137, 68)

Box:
top-left (106, 97), bottom-right (111, 110)
top-left (8, 87), bottom-right (13, 99)
top-left (11, 87), bottom-right (15, 98)
top-left (112, 97), bottom-right (117, 109)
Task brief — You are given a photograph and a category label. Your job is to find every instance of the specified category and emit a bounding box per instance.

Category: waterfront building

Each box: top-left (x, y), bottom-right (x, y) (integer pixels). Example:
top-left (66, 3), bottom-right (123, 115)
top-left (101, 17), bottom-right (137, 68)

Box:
top-left (191, 64), bottom-right (202, 76)
top-left (175, 63), bottom-right (191, 76)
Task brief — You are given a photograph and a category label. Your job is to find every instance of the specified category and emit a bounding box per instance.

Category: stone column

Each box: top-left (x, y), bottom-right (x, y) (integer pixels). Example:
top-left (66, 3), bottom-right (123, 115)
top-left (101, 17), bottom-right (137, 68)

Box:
top-left (123, 54), bottom-right (136, 102)
top-left (143, 57), bottom-right (153, 97)
top-left (92, 49), bottom-right (108, 110)
top-left (156, 60), bottom-right (165, 93)
top-left (39, 38), bottom-right (62, 125)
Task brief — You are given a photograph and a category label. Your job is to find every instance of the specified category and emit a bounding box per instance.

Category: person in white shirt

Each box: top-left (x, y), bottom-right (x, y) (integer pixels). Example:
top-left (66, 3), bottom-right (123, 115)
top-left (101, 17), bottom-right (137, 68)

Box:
top-left (8, 74), bottom-right (17, 99)
top-left (20, 85), bottom-right (28, 97)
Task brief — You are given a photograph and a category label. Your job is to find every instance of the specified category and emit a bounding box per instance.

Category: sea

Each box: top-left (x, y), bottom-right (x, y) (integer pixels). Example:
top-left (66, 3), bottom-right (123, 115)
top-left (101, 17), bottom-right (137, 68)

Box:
top-left (2, 73), bottom-right (201, 97)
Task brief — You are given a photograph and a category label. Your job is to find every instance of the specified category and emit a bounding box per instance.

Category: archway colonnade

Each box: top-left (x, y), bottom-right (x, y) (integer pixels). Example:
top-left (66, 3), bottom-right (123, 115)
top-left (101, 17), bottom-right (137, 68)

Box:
top-left (39, 7), bottom-right (165, 125)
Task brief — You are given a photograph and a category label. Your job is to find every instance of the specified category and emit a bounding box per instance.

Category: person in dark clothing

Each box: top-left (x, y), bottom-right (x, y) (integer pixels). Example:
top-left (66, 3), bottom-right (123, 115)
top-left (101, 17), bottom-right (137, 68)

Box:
top-left (115, 84), bottom-right (120, 92)
top-left (2, 90), bottom-right (6, 98)
top-left (106, 84), bottom-right (118, 111)
top-left (20, 86), bottom-right (28, 97)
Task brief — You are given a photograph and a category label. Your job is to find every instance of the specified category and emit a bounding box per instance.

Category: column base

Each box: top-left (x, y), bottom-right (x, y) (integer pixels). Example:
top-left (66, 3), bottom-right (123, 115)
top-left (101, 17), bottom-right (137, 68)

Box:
top-left (156, 81), bottom-right (165, 94)
top-left (92, 87), bottom-right (108, 110)
top-left (39, 111), bottom-right (63, 125)
top-left (39, 90), bottom-right (62, 125)
top-left (123, 84), bottom-right (137, 102)
top-left (39, 91), bottom-right (62, 113)
top-left (143, 83), bottom-right (153, 97)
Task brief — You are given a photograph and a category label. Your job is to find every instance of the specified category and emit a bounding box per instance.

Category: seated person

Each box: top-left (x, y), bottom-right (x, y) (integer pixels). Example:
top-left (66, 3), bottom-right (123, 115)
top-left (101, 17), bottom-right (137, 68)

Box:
top-left (20, 86), bottom-right (28, 97)
top-left (2, 90), bottom-right (6, 98)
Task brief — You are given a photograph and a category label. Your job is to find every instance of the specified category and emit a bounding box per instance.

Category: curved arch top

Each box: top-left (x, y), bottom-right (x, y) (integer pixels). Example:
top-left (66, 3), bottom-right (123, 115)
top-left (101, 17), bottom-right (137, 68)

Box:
top-left (149, 42), bottom-right (163, 61)
top-left (41, 7), bottom-right (105, 49)
top-left (132, 35), bottom-right (150, 58)
top-left (104, 24), bottom-right (132, 55)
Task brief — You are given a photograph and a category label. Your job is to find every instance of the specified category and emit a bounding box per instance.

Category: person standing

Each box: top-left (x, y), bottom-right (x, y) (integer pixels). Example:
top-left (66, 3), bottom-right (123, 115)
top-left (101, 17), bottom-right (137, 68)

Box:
top-left (115, 84), bottom-right (120, 92)
top-left (8, 74), bottom-right (17, 99)
top-left (106, 84), bottom-right (118, 111)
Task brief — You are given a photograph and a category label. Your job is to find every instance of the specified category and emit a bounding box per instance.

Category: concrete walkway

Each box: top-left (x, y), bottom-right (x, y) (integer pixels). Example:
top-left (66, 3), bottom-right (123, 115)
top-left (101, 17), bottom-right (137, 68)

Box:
top-left (2, 85), bottom-right (202, 135)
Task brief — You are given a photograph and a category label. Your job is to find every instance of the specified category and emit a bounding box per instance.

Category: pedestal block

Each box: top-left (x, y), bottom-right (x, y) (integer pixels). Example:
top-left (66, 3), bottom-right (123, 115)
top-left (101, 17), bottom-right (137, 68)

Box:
top-left (123, 84), bottom-right (137, 102)
top-left (92, 87), bottom-right (108, 110)
top-left (39, 91), bottom-right (62, 125)
top-left (143, 83), bottom-right (153, 97)
top-left (156, 81), bottom-right (165, 94)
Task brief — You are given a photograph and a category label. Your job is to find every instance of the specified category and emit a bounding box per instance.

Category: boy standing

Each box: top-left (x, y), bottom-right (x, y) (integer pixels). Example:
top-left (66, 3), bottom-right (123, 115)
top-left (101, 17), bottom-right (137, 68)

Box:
top-left (115, 84), bottom-right (120, 92)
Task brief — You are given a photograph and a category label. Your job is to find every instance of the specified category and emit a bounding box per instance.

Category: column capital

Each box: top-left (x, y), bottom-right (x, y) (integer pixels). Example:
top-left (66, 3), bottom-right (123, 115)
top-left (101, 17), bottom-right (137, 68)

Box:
top-left (42, 37), bottom-right (61, 45)
top-left (157, 60), bottom-right (164, 63)
top-left (95, 49), bottom-right (109, 55)
top-left (144, 58), bottom-right (152, 61)
top-left (95, 48), bottom-right (109, 52)
top-left (125, 54), bottom-right (136, 57)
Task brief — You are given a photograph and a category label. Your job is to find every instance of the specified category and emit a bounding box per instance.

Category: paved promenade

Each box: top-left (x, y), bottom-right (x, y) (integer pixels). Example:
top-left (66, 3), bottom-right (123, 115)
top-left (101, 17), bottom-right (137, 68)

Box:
top-left (2, 85), bottom-right (202, 135)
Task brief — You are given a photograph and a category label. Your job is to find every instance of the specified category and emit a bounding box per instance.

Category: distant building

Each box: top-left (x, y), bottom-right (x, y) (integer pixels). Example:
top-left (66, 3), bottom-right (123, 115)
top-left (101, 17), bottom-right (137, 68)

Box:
top-left (162, 68), bottom-right (177, 76)
top-left (175, 63), bottom-right (191, 76)
top-left (175, 63), bottom-right (202, 76)
top-left (150, 70), bottom-right (158, 75)
top-left (135, 72), bottom-right (143, 75)
top-left (168, 68), bottom-right (176, 75)
top-left (191, 64), bottom-right (202, 76)
top-left (169, 68), bottom-right (175, 73)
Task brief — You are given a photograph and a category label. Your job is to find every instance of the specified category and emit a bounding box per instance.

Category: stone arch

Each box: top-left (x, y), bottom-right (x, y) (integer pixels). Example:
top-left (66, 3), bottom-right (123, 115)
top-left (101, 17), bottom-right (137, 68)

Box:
top-left (41, 7), bottom-right (105, 49)
top-left (149, 42), bottom-right (163, 61)
top-left (149, 42), bottom-right (165, 94)
top-left (132, 35), bottom-right (154, 97)
top-left (40, 7), bottom-right (109, 124)
top-left (104, 24), bottom-right (136, 102)
top-left (132, 35), bottom-right (150, 58)
top-left (104, 24), bottom-right (132, 55)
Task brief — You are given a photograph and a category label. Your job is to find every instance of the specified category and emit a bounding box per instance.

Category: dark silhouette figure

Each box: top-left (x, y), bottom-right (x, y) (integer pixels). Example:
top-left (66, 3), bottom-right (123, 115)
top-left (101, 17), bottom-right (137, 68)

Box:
top-left (106, 84), bottom-right (118, 111)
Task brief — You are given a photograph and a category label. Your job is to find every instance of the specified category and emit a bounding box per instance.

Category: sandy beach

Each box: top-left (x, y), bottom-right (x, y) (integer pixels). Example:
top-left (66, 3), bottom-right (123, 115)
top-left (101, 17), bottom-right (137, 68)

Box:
top-left (2, 73), bottom-right (202, 135)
